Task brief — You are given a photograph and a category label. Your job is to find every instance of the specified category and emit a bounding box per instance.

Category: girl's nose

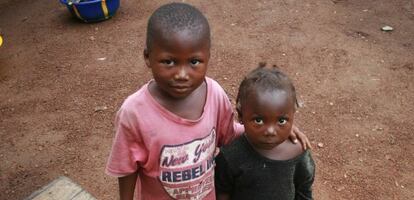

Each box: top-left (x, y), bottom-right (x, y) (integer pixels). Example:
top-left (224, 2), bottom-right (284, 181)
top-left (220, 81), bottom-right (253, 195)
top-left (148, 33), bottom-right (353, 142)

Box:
top-left (174, 66), bottom-right (189, 80)
top-left (264, 125), bottom-right (277, 136)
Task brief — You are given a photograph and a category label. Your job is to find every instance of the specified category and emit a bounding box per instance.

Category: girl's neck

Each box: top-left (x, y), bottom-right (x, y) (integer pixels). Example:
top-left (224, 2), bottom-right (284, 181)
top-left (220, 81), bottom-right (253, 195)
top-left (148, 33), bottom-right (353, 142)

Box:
top-left (245, 136), bottom-right (304, 161)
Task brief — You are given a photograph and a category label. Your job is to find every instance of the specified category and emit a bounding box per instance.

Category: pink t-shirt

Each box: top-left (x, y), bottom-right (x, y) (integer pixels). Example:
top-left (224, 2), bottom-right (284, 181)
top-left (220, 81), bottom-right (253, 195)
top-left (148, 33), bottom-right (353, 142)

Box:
top-left (106, 77), bottom-right (243, 200)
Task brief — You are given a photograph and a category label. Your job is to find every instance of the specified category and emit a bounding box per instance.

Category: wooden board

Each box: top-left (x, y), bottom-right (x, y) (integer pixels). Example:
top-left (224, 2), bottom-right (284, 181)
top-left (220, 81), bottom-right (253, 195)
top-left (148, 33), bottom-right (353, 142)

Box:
top-left (25, 176), bottom-right (96, 200)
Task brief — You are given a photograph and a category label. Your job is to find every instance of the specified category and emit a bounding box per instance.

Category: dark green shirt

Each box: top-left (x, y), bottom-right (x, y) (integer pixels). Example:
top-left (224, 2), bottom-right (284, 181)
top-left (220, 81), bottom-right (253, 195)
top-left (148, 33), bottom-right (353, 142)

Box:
top-left (215, 135), bottom-right (315, 200)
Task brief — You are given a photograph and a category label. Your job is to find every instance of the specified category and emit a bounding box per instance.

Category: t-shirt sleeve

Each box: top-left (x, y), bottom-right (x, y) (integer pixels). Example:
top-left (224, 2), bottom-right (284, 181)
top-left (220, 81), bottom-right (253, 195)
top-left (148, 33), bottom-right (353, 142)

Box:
top-left (214, 151), bottom-right (234, 195)
top-left (215, 84), bottom-right (244, 147)
top-left (106, 107), bottom-right (148, 177)
top-left (294, 151), bottom-right (316, 200)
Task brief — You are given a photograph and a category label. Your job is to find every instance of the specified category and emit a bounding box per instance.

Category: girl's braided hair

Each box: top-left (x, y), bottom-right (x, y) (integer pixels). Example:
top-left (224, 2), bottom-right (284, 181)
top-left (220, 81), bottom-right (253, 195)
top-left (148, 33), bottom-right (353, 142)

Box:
top-left (236, 62), bottom-right (299, 119)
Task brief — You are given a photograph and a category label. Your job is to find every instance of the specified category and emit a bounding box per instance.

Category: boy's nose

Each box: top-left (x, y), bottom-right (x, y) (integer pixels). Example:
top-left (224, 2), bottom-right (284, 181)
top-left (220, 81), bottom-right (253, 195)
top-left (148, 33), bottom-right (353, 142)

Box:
top-left (264, 126), bottom-right (277, 136)
top-left (174, 67), bottom-right (189, 80)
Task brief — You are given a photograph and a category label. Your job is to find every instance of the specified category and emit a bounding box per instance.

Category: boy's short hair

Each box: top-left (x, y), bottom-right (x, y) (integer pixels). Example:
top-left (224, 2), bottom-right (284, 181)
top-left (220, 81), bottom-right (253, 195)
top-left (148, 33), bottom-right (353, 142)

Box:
top-left (146, 3), bottom-right (211, 50)
top-left (236, 63), bottom-right (298, 118)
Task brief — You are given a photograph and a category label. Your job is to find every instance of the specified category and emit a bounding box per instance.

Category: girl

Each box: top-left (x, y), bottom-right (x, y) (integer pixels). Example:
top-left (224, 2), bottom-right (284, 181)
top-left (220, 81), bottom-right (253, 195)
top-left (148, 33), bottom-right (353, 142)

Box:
top-left (215, 64), bottom-right (315, 200)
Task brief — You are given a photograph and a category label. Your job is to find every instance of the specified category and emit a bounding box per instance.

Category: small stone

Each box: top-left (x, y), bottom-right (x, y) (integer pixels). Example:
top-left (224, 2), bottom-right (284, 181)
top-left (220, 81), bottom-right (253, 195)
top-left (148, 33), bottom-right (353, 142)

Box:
top-left (317, 143), bottom-right (324, 148)
top-left (337, 186), bottom-right (345, 192)
top-left (97, 57), bottom-right (107, 61)
top-left (355, 134), bottom-right (359, 137)
top-left (363, 9), bottom-right (368, 12)
top-left (89, 36), bottom-right (95, 41)
top-left (381, 26), bottom-right (393, 32)
top-left (94, 106), bottom-right (108, 112)
top-left (329, 102), bottom-right (334, 106)
top-left (395, 181), bottom-right (399, 187)
top-left (401, 185), bottom-right (405, 188)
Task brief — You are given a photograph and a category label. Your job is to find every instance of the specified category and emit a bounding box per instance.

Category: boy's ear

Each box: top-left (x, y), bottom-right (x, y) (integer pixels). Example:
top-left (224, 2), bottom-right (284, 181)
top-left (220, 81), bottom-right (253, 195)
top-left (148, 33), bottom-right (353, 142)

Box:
top-left (143, 48), bottom-right (150, 67)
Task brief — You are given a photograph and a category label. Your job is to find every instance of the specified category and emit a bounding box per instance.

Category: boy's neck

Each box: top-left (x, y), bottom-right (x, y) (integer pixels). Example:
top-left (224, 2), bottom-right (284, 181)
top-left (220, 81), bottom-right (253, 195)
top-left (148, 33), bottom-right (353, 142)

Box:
top-left (148, 80), bottom-right (207, 120)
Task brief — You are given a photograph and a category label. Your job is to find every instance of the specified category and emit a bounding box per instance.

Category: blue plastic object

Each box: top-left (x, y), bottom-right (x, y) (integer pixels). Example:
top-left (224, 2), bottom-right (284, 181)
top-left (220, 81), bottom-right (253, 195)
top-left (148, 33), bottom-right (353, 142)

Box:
top-left (60, 0), bottom-right (120, 22)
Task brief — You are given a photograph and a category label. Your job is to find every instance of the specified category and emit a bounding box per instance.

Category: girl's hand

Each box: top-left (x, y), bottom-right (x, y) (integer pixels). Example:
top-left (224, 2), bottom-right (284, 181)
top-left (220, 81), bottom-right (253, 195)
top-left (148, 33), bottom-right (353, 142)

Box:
top-left (289, 124), bottom-right (312, 150)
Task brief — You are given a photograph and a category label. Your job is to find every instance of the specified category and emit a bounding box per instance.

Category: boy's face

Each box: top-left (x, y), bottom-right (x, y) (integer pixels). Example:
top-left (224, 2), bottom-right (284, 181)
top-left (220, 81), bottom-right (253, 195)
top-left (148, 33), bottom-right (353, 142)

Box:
top-left (241, 90), bottom-right (295, 150)
top-left (144, 30), bottom-right (210, 99)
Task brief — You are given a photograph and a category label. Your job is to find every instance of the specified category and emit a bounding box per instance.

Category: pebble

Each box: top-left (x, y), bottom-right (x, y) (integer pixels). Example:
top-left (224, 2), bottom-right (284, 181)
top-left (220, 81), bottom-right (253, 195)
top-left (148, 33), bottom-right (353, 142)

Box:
top-left (97, 57), bottom-right (107, 61)
top-left (94, 106), bottom-right (108, 112)
top-left (381, 26), bottom-right (393, 32)
top-left (337, 186), bottom-right (345, 192)
top-left (317, 143), bottom-right (324, 148)
top-left (385, 154), bottom-right (392, 160)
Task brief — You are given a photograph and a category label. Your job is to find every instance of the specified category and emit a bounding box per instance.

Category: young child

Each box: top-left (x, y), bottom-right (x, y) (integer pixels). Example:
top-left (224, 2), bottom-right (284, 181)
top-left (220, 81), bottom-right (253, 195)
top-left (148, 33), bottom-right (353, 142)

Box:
top-left (106, 3), bottom-right (310, 200)
top-left (215, 64), bottom-right (315, 200)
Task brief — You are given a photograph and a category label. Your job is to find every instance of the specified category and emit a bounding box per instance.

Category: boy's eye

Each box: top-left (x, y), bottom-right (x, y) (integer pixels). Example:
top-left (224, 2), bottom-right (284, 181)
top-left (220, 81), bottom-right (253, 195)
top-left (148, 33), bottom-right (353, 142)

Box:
top-left (190, 59), bottom-right (201, 66)
top-left (162, 60), bottom-right (174, 66)
top-left (278, 117), bottom-right (288, 125)
top-left (254, 117), bottom-right (264, 125)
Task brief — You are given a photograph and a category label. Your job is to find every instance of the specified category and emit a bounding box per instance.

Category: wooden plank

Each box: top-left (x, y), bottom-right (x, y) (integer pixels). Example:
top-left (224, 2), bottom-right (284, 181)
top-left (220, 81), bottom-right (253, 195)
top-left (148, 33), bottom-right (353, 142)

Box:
top-left (25, 176), bottom-right (96, 200)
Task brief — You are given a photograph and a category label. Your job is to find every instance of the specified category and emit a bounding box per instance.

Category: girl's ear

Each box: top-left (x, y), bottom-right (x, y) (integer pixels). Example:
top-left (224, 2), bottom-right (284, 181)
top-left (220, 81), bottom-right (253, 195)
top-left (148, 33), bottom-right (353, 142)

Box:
top-left (143, 48), bottom-right (150, 67)
top-left (236, 102), bottom-right (243, 124)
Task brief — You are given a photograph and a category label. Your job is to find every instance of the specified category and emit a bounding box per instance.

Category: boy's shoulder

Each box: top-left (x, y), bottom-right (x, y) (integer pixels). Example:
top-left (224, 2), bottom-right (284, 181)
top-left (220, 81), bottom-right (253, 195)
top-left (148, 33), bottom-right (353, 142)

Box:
top-left (118, 82), bottom-right (153, 115)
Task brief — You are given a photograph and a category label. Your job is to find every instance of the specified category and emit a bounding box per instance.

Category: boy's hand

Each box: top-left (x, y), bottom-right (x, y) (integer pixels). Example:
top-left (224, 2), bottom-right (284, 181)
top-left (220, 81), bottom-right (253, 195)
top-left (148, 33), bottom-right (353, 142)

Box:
top-left (289, 124), bottom-right (311, 150)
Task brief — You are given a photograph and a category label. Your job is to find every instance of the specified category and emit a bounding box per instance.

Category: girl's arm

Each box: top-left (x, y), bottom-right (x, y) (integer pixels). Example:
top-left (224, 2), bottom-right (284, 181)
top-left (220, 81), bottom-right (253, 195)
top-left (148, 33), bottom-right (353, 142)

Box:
top-left (295, 153), bottom-right (315, 200)
top-left (217, 193), bottom-right (231, 200)
top-left (118, 171), bottom-right (138, 200)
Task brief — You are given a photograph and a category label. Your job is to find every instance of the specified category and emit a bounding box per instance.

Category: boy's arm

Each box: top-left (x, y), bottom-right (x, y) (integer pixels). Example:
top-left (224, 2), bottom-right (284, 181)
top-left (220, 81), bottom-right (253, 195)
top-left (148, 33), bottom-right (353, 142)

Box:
top-left (289, 124), bottom-right (311, 150)
top-left (118, 171), bottom-right (138, 200)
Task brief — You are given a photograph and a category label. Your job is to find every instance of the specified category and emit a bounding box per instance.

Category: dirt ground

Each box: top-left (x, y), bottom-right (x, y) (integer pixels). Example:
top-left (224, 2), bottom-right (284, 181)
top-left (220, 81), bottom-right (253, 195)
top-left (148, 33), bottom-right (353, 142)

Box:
top-left (0, 0), bottom-right (413, 199)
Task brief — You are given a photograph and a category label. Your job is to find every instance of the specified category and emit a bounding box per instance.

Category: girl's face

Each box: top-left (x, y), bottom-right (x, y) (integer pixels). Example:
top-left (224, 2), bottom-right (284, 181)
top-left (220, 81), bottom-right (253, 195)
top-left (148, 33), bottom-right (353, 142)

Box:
top-left (144, 30), bottom-right (210, 100)
top-left (241, 89), bottom-right (295, 150)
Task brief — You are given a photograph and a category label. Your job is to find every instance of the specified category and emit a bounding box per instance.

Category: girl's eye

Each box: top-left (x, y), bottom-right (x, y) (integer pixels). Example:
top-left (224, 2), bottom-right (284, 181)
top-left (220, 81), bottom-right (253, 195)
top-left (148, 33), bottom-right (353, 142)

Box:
top-left (278, 117), bottom-right (288, 125)
top-left (190, 59), bottom-right (201, 66)
top-left (162, 60), bottom-right (174, 66)
top-left (254, 117), bottom-right (264, 125)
